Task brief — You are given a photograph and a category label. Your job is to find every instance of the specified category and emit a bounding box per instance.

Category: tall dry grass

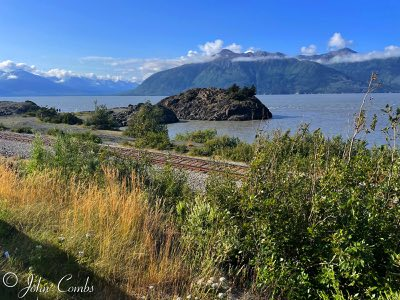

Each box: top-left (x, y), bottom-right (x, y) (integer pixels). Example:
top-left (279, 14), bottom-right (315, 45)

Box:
top-left (0, 161), bottom-right (189, 298)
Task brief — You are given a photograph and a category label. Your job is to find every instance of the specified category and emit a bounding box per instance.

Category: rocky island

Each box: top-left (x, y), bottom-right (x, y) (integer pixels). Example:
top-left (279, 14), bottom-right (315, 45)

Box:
top-left (0, 100), bottom-right (40, 116)
top-left (157, 85), bottom-right (272, 121)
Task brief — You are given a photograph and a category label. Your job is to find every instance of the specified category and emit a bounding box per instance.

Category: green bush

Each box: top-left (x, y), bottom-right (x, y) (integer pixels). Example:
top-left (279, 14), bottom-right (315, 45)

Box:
top-left (211, 127), bottom-right (400, 298)
top-left (175, 129), bottom-right (217, 143)
top-left (27, 133), bottom-right (146, 185)
top-left (147, 165), bottom-right (192, 213)
top-left (189, 135), bottom-right (254, 162)
top-left (27, 133), bottom-right (102, 179)
top-left (134, 131), bottom-right (171, 150)
top-left (12, 126), bottom-right (34, 134)
top-left (174, 144), bottom-right (189, 154)
top-left (85, 102), bottom-right (118, 130)
top-left (36, 107), bottom-right (83, 125)
top-left (0, 123), bottom-right (9, 131)
top-left (46, 129), bottom-right (102, 143)
top-left (47, 128), bottom-right (65, 136)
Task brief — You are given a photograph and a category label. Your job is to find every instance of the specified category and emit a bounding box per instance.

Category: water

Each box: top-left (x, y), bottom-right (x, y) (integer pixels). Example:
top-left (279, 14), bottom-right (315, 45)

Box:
top-left (2, 94), bottom-right (400, 146)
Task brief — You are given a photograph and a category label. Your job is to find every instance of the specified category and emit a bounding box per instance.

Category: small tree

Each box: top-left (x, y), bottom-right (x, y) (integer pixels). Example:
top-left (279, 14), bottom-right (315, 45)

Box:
top-left (85, 101), bottom-right (118, 130)
top-left (124, 102), bottom-right (171, 149)
top-left (227, 84), bottom-right (257, 101)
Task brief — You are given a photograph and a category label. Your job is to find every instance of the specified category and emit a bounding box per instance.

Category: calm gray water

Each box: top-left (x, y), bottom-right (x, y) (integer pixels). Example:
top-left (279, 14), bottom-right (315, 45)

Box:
top-left (2, 94), bottom-right (400, 145)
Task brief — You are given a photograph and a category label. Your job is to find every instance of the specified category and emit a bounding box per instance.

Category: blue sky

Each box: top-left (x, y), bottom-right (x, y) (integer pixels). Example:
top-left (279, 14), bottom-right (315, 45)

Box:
top-left (0, 0), bottom-right (399, 82)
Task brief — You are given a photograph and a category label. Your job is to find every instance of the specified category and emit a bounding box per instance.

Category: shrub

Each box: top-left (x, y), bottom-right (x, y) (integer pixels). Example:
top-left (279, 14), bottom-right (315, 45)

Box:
top-left (175, 129), bottom-right (217, 143)
top-left (147, 165), bottom-right (192, 213)
top-left (12, 126), bottom-right (34, 134)
top-left (174, 144), bottom-right (189, 154)
top-left (27, 133), bottom-right (102, 179)
top-left (85, 102), bottom-right (118, 130)
top-left (228, 127), bottom-right (400, 298)
top-left (47, 128), bottom-right (65, 136)
top-left (0, 123), bottom-right (9, 131)
top-left (134, 131), bottom-right (171, 150)
top-left (189, 135), bottom-right (254, 162)
top-left (36, 107), bottom-right (83, 125)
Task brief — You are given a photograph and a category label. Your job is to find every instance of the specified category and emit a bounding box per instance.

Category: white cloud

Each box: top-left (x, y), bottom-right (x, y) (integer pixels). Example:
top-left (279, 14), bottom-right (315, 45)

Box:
top-left (198, 39), bottom-right (224, 56)
top-left (244, 47), bottom-right (256, 53)
top-left (6, 74), bottom-right (18, 80)
top-left (0, 60), bottom-right (37, 73)
top-left (81, 39), bottom-right (244, 81)
top-left (328, 32), bottom-right (353, 50)
top-left (198, 39), bottom-right (243, 55)
top-left (300, 44), bottom-right (317, 55)
top-left (232, 55), bottom-right (285, 62)
top-left (226, 43), bottom-right (242, 53)
top-left (187, 50), bottom-right (198, 57)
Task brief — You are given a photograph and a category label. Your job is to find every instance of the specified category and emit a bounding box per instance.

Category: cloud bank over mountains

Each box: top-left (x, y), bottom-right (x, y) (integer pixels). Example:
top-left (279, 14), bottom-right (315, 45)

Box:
top-left (0, 59), bottom-right (124, 82)
top-left (2, 34), bottom-right (400, 83)
top-left (81, 39), bottom-right (249, 81)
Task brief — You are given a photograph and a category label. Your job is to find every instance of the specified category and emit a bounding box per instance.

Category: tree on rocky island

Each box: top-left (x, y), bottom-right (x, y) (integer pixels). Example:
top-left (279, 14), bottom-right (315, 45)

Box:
top-left (227, 84), bottom-right (257, 101)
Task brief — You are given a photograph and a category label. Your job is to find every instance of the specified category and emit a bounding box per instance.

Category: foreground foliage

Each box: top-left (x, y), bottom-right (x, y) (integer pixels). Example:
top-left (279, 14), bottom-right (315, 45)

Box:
top-left (1, 103), bottom-right (400, 298)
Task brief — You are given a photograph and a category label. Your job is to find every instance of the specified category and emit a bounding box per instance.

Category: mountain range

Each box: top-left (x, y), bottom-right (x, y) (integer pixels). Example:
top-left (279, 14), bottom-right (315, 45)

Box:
top-left (128, 48), bottom-right (400, 95)
top-left (1, 48), bottom-right (399, 96)
top-left (0, 70), bottom-right (138, 96)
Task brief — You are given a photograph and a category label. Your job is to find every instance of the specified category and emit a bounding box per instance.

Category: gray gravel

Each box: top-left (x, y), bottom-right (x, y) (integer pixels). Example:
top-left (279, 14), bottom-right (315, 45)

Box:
top-left (0, 139), bottom-right (32, 158)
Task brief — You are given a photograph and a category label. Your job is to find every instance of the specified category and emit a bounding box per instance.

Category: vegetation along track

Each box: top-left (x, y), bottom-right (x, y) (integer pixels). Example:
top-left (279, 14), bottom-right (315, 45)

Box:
top-left (0, 131), bottom-right (249, 177)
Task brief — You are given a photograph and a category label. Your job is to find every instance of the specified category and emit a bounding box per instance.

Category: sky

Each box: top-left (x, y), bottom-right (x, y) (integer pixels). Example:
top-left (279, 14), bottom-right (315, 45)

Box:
top-left (0, 0), bottom-right (399, 82)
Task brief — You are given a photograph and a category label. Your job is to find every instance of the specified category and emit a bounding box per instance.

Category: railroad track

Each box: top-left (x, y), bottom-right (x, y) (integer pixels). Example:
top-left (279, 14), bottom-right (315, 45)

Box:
top-left (0, 131), bottom-right (249, 177)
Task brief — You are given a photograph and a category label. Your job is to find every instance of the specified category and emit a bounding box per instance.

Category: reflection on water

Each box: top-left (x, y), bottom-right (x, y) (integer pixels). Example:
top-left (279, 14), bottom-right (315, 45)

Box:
top-left (2, 93), bottom-right (400, 145)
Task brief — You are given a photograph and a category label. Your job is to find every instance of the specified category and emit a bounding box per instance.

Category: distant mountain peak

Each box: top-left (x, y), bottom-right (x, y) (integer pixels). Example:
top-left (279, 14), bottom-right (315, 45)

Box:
top-left (215, 49), bottom-right (241, 59)
top-left (330, 47), bottom-right (357, 55)
top-left (297, 47), bottom-right (358, 62)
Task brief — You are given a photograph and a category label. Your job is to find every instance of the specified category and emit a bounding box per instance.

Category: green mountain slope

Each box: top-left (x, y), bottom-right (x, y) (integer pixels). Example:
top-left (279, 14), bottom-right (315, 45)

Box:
top-left (129, 56), bottom-right (362, 96)
top-left (330, 57), bottom-right (400, 91)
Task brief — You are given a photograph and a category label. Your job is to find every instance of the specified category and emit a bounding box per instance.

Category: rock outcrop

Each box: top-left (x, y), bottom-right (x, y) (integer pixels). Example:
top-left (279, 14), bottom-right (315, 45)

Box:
top-left (0, 101), bottom-right (40, 116)
top-left (158, 88), bottom-right (272, 121)
top-left (112, 103), bottom-right (179, 127)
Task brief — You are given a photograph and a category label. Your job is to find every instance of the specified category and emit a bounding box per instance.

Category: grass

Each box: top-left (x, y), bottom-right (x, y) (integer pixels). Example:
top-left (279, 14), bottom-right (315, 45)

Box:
top-left (0, 161), bottom-right (188, 299)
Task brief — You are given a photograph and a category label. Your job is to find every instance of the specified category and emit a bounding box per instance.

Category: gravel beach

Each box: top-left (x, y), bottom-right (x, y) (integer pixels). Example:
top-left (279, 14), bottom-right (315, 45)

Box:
top-left (0, 139), bottom-right (32, 158)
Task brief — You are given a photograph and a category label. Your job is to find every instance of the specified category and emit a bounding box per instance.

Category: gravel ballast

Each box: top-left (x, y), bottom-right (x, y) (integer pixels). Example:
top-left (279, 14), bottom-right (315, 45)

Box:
top-left (0, 139), bottom-right (32, 158)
